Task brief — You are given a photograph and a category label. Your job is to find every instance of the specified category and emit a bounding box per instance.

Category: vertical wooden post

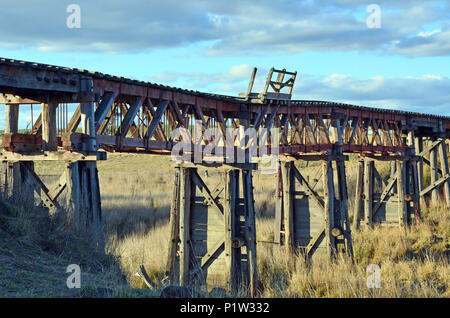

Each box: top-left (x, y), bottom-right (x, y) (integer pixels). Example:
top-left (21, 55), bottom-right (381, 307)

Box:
top-left (238, 114), bottom-right (250, 164)
top-left (243, 169), bottom-right (257, 297)
top-left (179, 167), bottom-right (192, 287)
top-left (16, 161), bottom-right (35, 205)
top-left (224, 169), bottom-right (237, 292)
top-left (79, 163), bottom-right (89, 228)
top-left (430, 138), bottom-right (440, 203)
top-left (245, 67), bottom-right (257, 100)
top-left (42, 103), bottom-right (57, 151)
top-left (391, 161), bottom-right (397, 194)
top-left (438, 138), bottom-right (450, 209)
top-left (87, 161), bottom-right (104, 251)
top-left (5, 104), bottom-right (19, 133)
top-left (332, 118), bottom-right (353, 258)
top-left (166, 167), bottom-right (181, 283)
top-left (364, 160), bottom-right (374, 227)
top-left (281, 161), bottom-right (294, 255)
top-left (65, 162), bottom-right (81, 229)
top-left (80, 77), bottom-right (96, 152)
top-left (274, 163), bottom-right (283, 244)
top-left (322, 160), bottom-right (335, 259)
top-left (0, 161), bottom-right (7, 196)
top-left (353, 160), bottom-right (364, 229)
top-left (336, 159), bottom-right (353, 259)
top-left (415, 137), bottom-right (424, 194)
top-left (1, 161), bottom-right (21, 200)
top-left (407, 132), bottom-right (421, 222)
top-left (397, 160), bottom-right (408, 226)
top-left (410, 159), bottom-right (421, 222)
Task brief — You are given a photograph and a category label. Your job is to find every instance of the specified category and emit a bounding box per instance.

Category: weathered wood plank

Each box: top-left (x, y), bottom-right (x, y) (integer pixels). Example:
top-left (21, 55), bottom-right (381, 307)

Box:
top-left (438, 139), bottom-right (450, 208)
top-left (281, 161), bottom-right (294, 255)
top-left (322, 161), bottom-right (335, 259)
top-left (5, 104), bottom-right (19, 134)
top-left (397, 160), bottom-right (408, 226)
top-left (166, 167), bottom-right (181, 283)
top-left (353, 160), bottom-right (364, 229)
top-left (42, 103), bottom-right (57, 151)
top-left (364, 160), bottom-right (374, 227)
top-left (224, 169), bottom-right (236, 292)
top-left (179, 167), bottom-right (192, 286)
top-left (243, 169), bottom-right (257, 297)
top-left (274, 165), bottom-right (283, 244)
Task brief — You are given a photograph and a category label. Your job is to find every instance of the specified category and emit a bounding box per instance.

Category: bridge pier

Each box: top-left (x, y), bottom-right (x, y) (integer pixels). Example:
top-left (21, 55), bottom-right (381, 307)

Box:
top-left (165, 164), bottom-right (257, 296)
top-left (274, 155), bottom-right (353, 261)
top-left (415, 135), bottom-right (450, 208)
top-left (0, 157), bottom-right (104, 250)
top-left (1, 94), bottom-right (105, 251)
top-left (353, 155), bottom-right (421, 228)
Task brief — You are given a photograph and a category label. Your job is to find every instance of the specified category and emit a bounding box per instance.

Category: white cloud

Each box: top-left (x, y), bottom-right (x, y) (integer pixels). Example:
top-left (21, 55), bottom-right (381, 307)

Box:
top-left (392, 29), bottom-right (450, 56)
top-left (0, 0), bottom-right (448, 57)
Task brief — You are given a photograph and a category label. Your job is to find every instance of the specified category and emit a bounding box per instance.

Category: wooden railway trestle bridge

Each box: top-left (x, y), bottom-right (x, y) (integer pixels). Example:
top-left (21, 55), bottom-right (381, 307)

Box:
top-left (1, 58), bottom-right (449, 296)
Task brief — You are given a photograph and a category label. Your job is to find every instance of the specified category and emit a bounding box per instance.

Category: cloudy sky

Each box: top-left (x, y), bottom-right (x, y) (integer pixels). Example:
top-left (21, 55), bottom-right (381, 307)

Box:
top-left (0, 0), bottom-right (450, 128)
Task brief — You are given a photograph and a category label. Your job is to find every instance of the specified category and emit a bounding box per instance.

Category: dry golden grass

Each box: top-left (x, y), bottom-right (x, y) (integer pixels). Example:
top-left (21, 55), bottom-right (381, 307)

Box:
top-left (32, 152), bottom-right (450, 297)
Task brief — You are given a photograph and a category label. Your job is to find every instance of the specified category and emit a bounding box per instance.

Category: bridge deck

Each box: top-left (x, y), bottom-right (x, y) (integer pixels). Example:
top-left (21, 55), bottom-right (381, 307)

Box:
top-left (1, 57), bottom-right (448, 157)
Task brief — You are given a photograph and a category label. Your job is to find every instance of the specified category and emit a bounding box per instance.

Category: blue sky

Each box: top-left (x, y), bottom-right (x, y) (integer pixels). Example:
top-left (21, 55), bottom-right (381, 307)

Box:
top-left (0, 0), bottom-right (450, 128)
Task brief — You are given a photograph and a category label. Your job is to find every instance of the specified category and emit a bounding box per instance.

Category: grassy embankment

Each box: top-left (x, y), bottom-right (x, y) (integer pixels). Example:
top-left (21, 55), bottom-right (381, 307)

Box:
top-left (0, 152), bottom-right (448, 297)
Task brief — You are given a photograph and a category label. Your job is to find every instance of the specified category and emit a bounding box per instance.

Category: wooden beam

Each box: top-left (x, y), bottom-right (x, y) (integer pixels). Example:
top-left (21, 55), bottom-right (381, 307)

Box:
top-left (243, 169), bottom-right (257, 297)
top-left (191, 170), bottom-right (224, 218)
top-left (41, 103), bottom-right (57, 151)
top-left (292, 165), bottom-right (324, 209)
top-left (372, 175), bottom-right (397, 218)
top-left (146, 100), bottom-right (169, 140)
top-left (364, 160), bottom-right (374, 227)
top-left (281, 161), bottom-right (295, 255)
top-left (200, 239), bottom-right (225, 270)
top-left (322, 161), bottom-right (336, 258)
top-left (306, 227), bottom-right (325, 259)
top-left (119, 97), bottom-right (144, 138)
top-left (418, 139), bottom-right (441, 157)
top-left (336, 158), bottom-right (353, 260)
top-left (438, 139), bottom-right (450, 208)
top-left (95, 92), bottom-right (117, 132)
top-left (224, 169), bottom-right (237, 292)
top-left (353, 160), bottom-right (364, 229)
top-left (430, 139), bottom-right (440, 202)
top-left (5, 104), bottom-right (19, 133)
top-left (179, 167), bottom-right (191, 287)
top-left (31, 113), bottom-right (42, 135)
top-left (415, 137), bottom-right (424, 193)
top-left (397, 160), bottom-right (408, 226)
top-left (274, 165), bottom-right (283, 244)
top-left (20, 163), bottom-right (60, 211)
top-left (420, 174), bottom-right (450, 197)
top-left (0, 150), bottom-right (103, 161)
top-left (166, 167), bottom-right (181, 282)
top-left (67, 104), bottom-right (81, 133)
